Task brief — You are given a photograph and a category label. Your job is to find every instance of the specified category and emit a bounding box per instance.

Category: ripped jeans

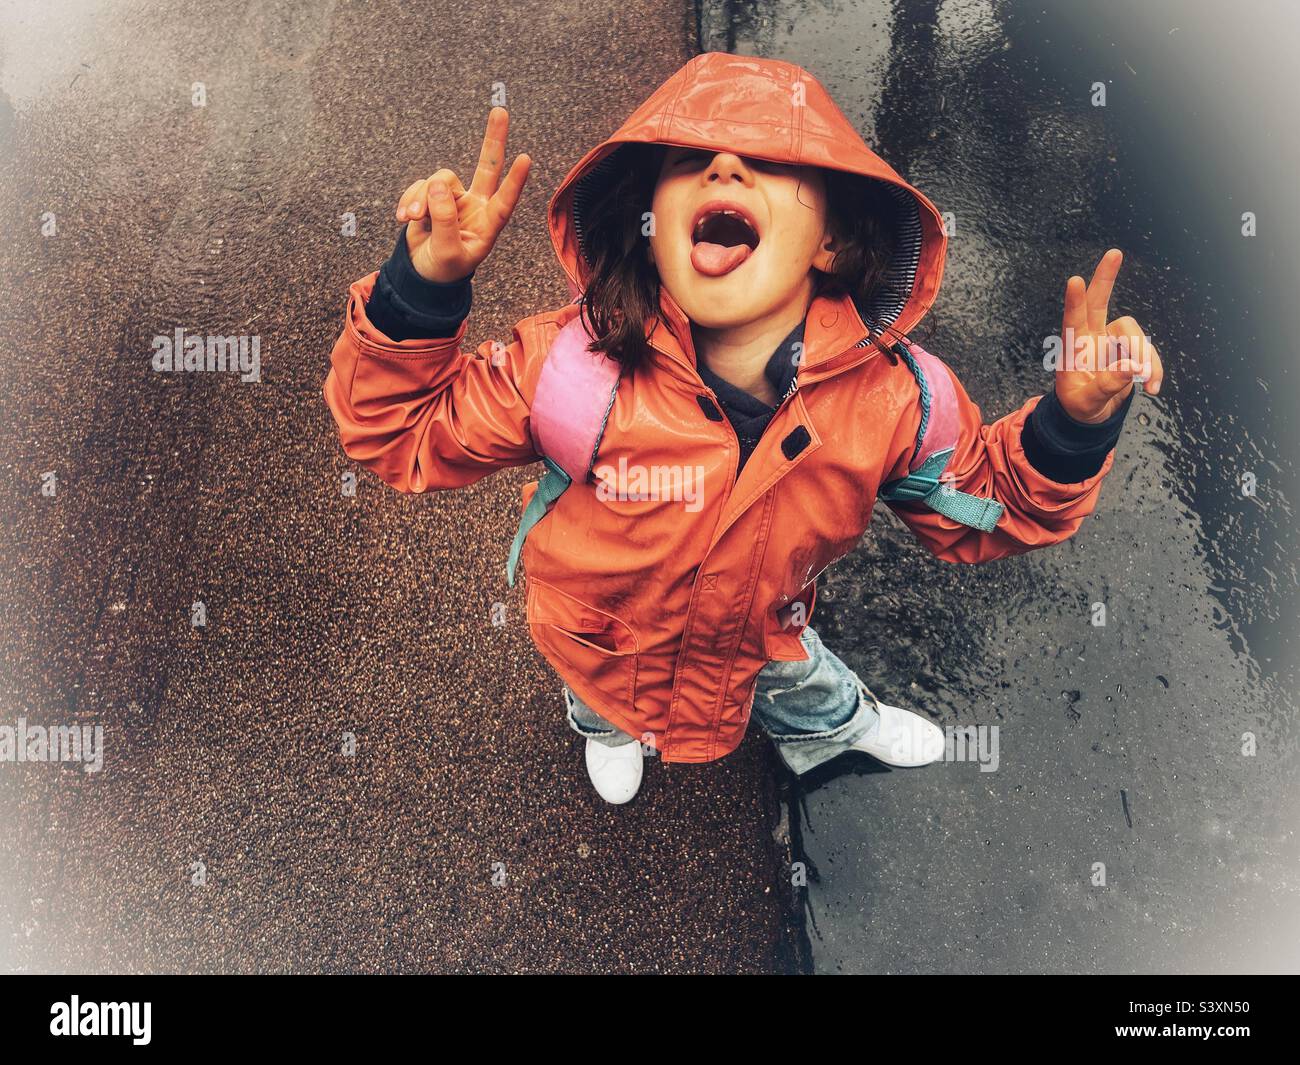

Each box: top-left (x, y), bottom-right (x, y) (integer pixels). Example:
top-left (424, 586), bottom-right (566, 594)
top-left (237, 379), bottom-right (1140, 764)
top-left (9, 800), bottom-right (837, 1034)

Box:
top-left (563, 626), bottom-right (881, 775)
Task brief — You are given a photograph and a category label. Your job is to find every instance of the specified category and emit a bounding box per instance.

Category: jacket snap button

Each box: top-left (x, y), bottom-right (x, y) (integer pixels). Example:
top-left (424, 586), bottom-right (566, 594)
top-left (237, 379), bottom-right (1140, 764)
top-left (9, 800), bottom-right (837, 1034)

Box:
top-left (781, 426), bottom-right (811, 460)
top-left (696, 394), bottom-right (724, 421)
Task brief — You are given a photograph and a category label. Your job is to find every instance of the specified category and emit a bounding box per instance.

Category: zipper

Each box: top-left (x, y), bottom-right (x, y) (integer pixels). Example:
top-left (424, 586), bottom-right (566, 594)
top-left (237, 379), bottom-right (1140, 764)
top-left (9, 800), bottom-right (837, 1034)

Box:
top-left (651, 326), bottom-right (881, 425)
top-left (778, 371), bottom-right (799, 404)
top-left (779, 330), bottom-right (882, 400)
top-left (697, 384), bottom-right (742, 495)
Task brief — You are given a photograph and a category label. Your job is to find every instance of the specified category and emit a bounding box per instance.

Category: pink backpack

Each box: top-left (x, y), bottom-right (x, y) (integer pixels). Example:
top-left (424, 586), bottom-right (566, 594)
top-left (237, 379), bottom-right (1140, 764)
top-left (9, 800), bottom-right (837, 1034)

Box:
top-left (504, 300), bottom-right (1003, 586)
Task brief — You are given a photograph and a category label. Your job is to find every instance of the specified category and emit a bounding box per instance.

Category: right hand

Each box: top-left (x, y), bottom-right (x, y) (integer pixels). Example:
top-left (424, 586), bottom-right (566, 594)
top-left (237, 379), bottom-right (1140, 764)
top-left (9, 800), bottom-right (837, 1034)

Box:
top-left (395, 106), bottom-right (532, 283)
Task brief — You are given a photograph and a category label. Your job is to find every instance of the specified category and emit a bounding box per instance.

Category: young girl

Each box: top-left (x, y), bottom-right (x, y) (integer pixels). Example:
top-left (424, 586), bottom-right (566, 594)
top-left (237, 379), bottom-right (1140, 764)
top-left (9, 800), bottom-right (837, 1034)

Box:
top-left (325, 53), bottom-right (1161, 804)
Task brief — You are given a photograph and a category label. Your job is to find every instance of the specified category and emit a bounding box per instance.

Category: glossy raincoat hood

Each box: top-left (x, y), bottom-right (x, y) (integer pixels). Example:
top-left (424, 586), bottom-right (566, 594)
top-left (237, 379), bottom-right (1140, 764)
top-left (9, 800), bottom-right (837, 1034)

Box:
top-left (547, 51), bottom-right (948, 339)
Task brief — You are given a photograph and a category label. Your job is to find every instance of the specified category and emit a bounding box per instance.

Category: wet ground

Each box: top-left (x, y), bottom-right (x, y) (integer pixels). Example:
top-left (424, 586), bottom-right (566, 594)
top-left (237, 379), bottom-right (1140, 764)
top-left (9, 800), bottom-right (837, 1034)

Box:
top-left (2, 0), bottom-right (1296, 976)
top-left (0, 0), bottom-right (799, 973)
top-left (704, 0), bottom-right (1300, 972)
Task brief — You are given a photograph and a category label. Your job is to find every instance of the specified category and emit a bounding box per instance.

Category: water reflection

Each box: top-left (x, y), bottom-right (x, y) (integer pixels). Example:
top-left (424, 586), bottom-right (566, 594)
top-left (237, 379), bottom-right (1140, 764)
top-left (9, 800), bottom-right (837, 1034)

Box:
top-left (706, 0), bottom-right (1299, 973)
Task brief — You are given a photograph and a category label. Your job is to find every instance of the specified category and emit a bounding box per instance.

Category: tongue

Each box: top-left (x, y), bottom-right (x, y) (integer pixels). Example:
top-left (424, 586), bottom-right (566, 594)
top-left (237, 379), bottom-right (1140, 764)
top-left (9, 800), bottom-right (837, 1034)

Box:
top-left (691, 241), bottom-right (752, 277)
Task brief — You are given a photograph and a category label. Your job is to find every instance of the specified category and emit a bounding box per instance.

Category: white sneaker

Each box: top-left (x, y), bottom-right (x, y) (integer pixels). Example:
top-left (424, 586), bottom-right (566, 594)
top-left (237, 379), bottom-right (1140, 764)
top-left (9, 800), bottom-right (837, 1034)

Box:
top-left (584, 738), bottom-right (643, 804)
top-left (850, 703), bottom-right (945, 767)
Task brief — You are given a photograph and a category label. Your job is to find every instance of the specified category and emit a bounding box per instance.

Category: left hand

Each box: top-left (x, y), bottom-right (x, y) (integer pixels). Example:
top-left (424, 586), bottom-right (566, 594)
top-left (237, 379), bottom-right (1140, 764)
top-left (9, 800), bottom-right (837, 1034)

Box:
top-left (1055, 248), bottom-right (1163, 423)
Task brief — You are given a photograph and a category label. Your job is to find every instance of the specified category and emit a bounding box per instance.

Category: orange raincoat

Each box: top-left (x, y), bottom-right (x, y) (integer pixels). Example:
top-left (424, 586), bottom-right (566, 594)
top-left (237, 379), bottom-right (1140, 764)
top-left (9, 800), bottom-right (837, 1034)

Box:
top-left (324, 53), bottom-right (1118, 764)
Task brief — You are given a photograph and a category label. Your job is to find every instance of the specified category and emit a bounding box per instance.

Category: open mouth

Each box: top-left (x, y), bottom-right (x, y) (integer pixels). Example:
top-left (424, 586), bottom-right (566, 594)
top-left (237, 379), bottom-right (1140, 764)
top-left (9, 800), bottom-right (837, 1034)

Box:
top-left (690, 205), bottom-right (761, 277)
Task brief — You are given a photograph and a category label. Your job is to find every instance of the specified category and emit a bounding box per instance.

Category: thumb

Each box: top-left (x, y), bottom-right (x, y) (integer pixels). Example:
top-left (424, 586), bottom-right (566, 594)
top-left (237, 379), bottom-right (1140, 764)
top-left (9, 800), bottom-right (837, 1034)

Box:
top-left (425, 177), bottom-right (462, 245)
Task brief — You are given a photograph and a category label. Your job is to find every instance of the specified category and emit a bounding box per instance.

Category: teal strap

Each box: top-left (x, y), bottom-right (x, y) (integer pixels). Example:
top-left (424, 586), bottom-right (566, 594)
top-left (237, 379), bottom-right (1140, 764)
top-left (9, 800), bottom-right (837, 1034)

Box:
top-left (924, 487), bottom-right (1005, 532)
top-left (879, 448), bottom-right (1005, 534)
top-left (505, 457), bottom-right (572, 587)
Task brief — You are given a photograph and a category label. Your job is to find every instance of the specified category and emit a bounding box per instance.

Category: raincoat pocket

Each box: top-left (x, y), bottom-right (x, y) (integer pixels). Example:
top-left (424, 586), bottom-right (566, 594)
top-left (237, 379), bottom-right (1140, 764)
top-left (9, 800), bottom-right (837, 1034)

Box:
top-left (526, 577), bottom-right (638, 711)
top-left (763, 583), bottom-right (816, 661)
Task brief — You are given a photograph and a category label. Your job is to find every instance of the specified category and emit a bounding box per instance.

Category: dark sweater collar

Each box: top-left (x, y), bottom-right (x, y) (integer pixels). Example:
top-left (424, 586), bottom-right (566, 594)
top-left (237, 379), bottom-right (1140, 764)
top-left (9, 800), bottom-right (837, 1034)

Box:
top-left (693, 318), bottom-right (805, 415)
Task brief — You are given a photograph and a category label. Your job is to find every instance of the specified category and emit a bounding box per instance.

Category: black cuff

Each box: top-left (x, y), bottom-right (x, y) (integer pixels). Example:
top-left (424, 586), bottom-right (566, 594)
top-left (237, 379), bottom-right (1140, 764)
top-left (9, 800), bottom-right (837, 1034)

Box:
top-left (1022, 385), bottom-right (1135, 484)
top-left (365, 229), bottom-right (473, 341)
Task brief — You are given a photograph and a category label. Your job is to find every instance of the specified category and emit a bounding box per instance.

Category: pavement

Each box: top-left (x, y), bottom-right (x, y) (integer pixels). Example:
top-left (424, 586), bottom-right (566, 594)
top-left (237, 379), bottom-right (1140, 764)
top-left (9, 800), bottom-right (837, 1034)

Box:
top-left (704, 0), bottom-right (1300, 973)
top-left (3, 0), bottom-right (1297, 976)
top-left (0, 0), bottom-right (801, 973)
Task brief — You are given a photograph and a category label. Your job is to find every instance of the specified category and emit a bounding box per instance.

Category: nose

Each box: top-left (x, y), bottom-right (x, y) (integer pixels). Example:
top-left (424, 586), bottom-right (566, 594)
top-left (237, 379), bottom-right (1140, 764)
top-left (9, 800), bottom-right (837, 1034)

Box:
top-left (705, 151), bottom-right (754, 185)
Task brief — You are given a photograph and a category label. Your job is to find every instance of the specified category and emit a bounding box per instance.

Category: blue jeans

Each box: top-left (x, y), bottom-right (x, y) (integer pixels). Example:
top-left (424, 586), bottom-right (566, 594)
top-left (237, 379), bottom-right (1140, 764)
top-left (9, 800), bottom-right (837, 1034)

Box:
top-left (563, 626), bottom-right (881, 775)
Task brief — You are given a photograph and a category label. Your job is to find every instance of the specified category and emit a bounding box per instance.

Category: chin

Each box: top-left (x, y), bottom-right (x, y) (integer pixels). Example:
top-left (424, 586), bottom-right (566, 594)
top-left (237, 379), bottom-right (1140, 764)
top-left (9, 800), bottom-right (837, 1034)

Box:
top-left (682, 288), bottom-right (799, 332)
top-left (662, 244), bottom-right (818, 330)
top-left (663, 267), bottom-right (781, 329)
top-left (682, 304), bottom-right (761, 329)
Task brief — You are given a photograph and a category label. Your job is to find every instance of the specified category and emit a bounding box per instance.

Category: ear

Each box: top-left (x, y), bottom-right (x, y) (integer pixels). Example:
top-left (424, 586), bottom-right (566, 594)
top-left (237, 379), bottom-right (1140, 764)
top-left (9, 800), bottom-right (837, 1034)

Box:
top-left (812, 229), bottom-right (838, 274)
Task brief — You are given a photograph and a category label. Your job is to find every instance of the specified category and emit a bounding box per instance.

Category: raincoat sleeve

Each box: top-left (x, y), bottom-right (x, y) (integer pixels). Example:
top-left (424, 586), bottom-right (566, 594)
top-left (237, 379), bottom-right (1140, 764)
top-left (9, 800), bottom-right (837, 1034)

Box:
top-left (323, 271), bottom-right (544, 493)
top-left (882, 358), bottom-right (1125, 563)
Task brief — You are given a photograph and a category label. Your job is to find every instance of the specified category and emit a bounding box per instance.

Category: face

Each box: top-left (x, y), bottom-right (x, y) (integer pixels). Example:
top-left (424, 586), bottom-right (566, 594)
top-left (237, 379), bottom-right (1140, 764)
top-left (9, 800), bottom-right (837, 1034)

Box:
top-left (648, 146), bottom-right (837, 330)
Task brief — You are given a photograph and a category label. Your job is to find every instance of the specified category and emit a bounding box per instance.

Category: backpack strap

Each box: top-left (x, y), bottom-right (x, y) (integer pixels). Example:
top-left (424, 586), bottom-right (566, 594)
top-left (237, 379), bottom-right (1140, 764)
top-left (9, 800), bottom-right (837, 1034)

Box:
top-left (505, 306), bottom-right (621, 587)
top-left (878, 340), bottom-right (1005, 533)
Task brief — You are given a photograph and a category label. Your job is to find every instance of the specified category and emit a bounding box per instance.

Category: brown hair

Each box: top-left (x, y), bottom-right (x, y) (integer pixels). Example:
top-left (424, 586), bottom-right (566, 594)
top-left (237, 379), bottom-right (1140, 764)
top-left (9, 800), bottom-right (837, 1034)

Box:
top-left (574, 142), bottom-right (908, 372)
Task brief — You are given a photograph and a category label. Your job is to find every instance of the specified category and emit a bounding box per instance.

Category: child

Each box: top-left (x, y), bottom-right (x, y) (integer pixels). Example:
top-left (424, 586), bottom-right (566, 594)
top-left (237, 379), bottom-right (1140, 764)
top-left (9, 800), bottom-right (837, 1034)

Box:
top-left (325, 53), bottom-right (1161, 804)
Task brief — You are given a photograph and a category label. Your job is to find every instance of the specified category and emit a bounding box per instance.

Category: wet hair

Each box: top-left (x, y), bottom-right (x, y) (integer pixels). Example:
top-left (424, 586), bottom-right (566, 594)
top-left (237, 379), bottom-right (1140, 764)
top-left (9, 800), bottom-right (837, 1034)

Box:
top-left (575, 141), bottom-right (908, 373)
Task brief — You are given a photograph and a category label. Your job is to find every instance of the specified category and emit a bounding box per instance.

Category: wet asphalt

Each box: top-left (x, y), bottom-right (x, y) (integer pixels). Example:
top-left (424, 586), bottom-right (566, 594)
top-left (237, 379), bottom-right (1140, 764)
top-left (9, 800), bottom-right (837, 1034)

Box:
top-left (1, 0), bottom-right (1296, 976)
top-left (706, 0), bottom-right (1300, 972)
top-left (0, 0), bottom-right (799, 973)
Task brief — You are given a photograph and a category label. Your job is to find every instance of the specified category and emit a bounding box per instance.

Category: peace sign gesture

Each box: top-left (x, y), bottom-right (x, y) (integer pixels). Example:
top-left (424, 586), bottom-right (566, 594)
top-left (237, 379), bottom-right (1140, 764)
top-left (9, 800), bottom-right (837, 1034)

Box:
top-left (1055, 248), bottom-right (1164, 423)
top-left (395, 107), bottom-right (532, 283)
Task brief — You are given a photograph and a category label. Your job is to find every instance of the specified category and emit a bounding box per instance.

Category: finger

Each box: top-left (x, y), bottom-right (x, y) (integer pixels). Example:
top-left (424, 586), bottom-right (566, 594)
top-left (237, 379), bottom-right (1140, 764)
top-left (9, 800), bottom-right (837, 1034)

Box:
top-left (1115, 335), bottom-right (1163, 395)
top-left (398, 170), bottom-right (465, 222)
top-left (469, 106), bottom-right (510, 199)
top-left (1105, 316), bottom-right (1148, 375)
top-left (423, 169), bottom-right (465, 208)
top-left (396, 178), bottom-right (427, 222)
top-left (424, 174), bottom-right (463, 246)
top-left (1085, 248), bottom-right (1123, 333)
top-left (1103, 360), bottom-right (1146, 388)
top-left (487, 153), bottom-right (532, 232)
top-left (1062, 274), bottom-right (1088, 349)
top-left (428, 167), bottom-right (467, 200)
top-left (1105, 319), bottom-right (1163, 395)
